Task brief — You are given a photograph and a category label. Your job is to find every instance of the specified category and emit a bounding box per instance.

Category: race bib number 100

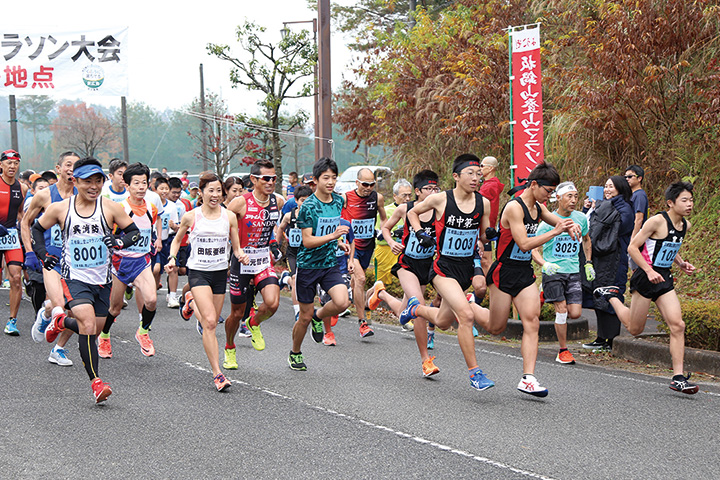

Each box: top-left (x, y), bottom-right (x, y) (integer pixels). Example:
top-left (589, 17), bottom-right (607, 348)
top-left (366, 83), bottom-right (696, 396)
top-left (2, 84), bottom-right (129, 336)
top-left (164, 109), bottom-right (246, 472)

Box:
top-left (317, 216), bottom-right (340, 237)
top-left (288, 228), bottom-right (302, 248)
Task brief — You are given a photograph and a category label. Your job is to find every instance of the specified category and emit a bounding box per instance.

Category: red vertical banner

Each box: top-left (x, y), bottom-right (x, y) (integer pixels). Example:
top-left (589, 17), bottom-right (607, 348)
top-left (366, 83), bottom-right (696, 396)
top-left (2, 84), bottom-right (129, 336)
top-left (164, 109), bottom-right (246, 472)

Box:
top-left (511, 26), bottom-right (544, 188)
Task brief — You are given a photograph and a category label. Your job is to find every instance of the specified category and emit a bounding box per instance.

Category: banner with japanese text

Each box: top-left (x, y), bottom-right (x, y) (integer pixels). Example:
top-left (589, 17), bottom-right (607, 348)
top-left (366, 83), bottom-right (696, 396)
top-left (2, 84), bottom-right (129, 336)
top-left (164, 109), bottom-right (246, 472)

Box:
top-left (510, 26), bottom-right (543, 189)
top-left (1, 27), bottom-right (128, 97)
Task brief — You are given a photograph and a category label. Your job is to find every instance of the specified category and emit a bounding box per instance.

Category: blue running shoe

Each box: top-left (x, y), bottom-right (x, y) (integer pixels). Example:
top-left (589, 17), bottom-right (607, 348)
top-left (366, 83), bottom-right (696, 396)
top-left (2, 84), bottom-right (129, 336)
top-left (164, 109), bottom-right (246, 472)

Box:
top-left (218, 315), bottom-right (225, 324)
top-left (32, 308), bottom-right (51, 343)
top-left (469, 368), bottom-right (495, 391)
top-left (399, 296), bottom-right (420, 326)
top-left (237, 321), bottom-right (252, 338)
top-left (473, 326), bottom-right (479, 337)
top-left (279, 271), bottom-right (291, 291)
top-left (427, 330), bottom-right (435, 350)
top-left (4, 318), bottom-right (19, 336)
top-left (196, 319), bottom-right (203, 336)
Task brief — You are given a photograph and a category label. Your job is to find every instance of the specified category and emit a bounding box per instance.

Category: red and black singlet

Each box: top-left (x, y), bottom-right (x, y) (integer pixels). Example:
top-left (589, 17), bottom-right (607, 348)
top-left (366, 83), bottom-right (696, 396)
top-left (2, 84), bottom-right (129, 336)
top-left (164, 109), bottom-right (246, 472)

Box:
top-left (342, 189), bottom-right (379, 251)
top-left (433, 190), bottom-right (484, 274)
top-left (0, 177), bottom-right (22, 228)
top-left (398, 200), bottom-right (436, 263)
top-left (495, 197), bottom-right (540, 266)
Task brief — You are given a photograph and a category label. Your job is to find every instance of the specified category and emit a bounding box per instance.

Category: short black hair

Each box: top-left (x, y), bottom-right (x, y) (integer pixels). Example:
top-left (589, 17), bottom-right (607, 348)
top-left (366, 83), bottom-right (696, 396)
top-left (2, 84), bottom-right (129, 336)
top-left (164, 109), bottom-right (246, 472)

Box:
top-left (57, 151), bottom-right (80, 166)
top-left (294, 185), bottom-right (313, 201)
top-left (251, 159), bottom-right (275, 176)
top-left (123, 162), bottom-right (150, 184)
top-left (665, 181), bottom-right (693, 203)
top-left (413, 169), bottom-right (439, 190)
top-left (451, 153), bottom-right (481, 175)
top-left (74, 157), bottom-right (103, 172)
top-left (168, 177), bottom-right (183, 190)
top-left (313, 157), bottom-right (338, 179)
top-left (625, 165), bottom-right (644, 181)
top-left (41, 170), bottom-right (57, 182)
top-left (32, 177), bottom-right (49, 190)
top-left (154, 176), bottom-right (169, 189)
top-left (608, 175), bottom-right (632, 202)
top-left (20, 170), bottom-right (34, 181)
top-left (528, 162), bottom-right (561, 187)
top-left (108, 158), bottom-right (128, 175)
top-left (150, 171), bottom-right (163, 182)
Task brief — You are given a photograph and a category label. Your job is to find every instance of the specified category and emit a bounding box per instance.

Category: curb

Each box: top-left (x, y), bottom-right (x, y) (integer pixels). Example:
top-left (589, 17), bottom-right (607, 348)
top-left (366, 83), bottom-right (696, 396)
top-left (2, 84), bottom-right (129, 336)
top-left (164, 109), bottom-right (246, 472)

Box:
top-left (612, 334), bottom-right (720, 377)
top-left (478, 316), bottom-right (589, 342)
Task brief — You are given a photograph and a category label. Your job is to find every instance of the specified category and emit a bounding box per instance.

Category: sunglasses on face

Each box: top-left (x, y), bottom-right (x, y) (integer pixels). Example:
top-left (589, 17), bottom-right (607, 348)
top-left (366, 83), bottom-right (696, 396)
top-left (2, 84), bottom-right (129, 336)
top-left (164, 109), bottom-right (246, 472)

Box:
top-left (625, 175), bottom-right (637, 179)
top-left (252, 174), bottom-right (277, 182)
top-left (358, 181), bottom-right (376, 188)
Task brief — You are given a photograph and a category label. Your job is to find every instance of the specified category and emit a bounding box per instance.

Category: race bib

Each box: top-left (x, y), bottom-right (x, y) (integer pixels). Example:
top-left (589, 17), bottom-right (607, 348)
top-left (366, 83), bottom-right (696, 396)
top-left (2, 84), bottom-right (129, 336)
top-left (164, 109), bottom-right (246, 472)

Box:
top-left (317, 216), bottom-right (340, 237)
top-left (552, 235), bottom-right (579, 259)
top-left (161, 212), bottom-right (171, 232)
top-left (240, 246), bottom-right (271, 274)
top-left (126, 228), bottom-right (152, 254)
top-left (351, 218), bottom-right (375, 239)
top-left (654, 241), bottom-right (682, 268)
top-left (509, 233), bottom-right (535, 261)
top-left (0, 227), bottom-right (21, 250)
top-left (440, 228), bottom-right (477, 257)
top-left (69, 237), bottom-right (107, 269)
top-left (404, 231), bottom-right (435, 260)
top-left (50, 225), bottom-right (63, 249)
top-left (288, 228), bottom-right (302, 248)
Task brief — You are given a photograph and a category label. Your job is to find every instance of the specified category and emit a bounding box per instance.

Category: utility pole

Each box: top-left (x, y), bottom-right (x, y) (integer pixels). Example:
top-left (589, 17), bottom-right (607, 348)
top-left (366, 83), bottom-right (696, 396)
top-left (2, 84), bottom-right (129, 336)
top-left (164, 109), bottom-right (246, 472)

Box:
top-left (200, 64), bottom-right (208, 172)
top-left (9, 95), bottom-right (19, 152)
top-left (318, 0), bottom-right (333, 159)
top-left (121, 96), bottom-right (130, 162)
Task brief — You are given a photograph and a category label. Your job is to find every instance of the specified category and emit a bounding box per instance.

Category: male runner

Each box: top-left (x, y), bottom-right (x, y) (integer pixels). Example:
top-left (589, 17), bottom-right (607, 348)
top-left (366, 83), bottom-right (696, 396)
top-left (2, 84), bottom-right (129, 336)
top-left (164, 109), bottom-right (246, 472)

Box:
top-left (23, 152), bottom-right (79, 365)
top-left (595, 181), bottom-right (699, 394)
top-left (290, 158), bottom-right (351, 370)
top-left (0, 150), bottom-right (28, 336)
top-left (485, 162), bottom-right (579, 396)
top-left (100, 163), bottom-right (161, 359)
top-left (152, 176), bottom-right (179, 307)
top-left (342, 168), bottom-right (387, 338)
top-left (224, 159), bottom-right (284, 369)
top-left (32, 157), bottom-right (141, 403)
top-left (531, 181), bottom-right (594, 364)
top-left (101, 158), bottom-right (129, 203)
top-left (278, 185), bottom-right (313, 321)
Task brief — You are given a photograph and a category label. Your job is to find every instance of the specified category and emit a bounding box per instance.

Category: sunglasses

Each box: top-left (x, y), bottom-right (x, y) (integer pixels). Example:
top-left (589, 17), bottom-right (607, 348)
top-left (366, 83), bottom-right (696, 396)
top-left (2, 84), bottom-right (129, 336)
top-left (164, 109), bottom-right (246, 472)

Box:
top-left (624, 175), bottom-right (637, 179)
top-left (358, 181), bottom-right (376, 188)
top-left (251, 174), bottom-right (277, 182)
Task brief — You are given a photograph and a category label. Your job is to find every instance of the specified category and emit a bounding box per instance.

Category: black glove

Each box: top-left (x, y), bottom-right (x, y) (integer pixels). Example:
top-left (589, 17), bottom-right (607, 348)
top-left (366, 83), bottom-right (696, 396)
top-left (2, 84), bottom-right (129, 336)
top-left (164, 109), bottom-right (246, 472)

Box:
top-left (416, 230), bottom-right (434, 248)
top-left (270, 240), bottom-right (282, 262)
top-left (102, 233), bottom-right (121, 250)
top-left (0, 224), bottom-right (8, 237)
top-left (485, 227), bottom-right (499, 241)
top-left (392, 226), bottom-right (404, 239)
top-left (42, 253), bottom-right (59, 271)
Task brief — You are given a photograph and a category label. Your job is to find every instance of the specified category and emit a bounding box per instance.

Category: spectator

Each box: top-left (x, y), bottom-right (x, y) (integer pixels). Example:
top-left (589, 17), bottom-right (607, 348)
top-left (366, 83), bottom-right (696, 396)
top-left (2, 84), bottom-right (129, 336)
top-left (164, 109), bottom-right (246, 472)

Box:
top-left (284, 171), bottom-right (298, 200)
top-left (478, 155), bottom-right (505, 276)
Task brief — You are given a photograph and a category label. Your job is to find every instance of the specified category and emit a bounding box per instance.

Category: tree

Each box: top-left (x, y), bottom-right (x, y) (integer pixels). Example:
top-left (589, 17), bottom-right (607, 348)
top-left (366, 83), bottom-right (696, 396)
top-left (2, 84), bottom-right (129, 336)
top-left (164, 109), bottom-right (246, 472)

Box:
top-left (281, 124), bottom-right (314, 173)
top-left (49, 102), bottom-right (120, 159)
top-left (121, 101), bottom-right (165, 169)
top-left (188, 91), bottom-right (265, 180)
top-left (17, 95), bottom-right (55, 161)
top-left (208, 20), bottom-right (317, 193)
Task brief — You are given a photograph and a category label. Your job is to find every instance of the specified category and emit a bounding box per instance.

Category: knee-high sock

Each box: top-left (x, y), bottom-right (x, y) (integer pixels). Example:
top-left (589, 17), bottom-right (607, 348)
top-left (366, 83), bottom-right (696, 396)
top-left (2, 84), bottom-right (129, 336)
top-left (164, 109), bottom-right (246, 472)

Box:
top-left (63, 316), bottom-right (79, 334)
top-left (141, 306), bottom-right (156, 331)
top-left (103, 313), bottom-right (117, 335)
top-left (78, 334), bottom-right (99, 380)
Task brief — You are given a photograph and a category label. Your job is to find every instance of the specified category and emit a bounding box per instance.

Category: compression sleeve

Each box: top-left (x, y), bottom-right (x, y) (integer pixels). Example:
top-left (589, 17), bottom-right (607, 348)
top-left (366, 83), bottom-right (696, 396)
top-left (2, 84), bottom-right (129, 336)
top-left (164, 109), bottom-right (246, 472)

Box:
top-left (31, 220), bottom-right (49, 259)
top-left (117, 221), bottom-right (141, 249)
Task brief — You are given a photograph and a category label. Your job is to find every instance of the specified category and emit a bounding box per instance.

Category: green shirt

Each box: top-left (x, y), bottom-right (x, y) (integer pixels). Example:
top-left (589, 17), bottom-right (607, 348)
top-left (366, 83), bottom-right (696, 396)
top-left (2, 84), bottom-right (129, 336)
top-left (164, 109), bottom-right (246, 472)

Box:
top-left (537, 210), bottom-right (588, 274)
top-left (296, 192), bottom-right (344, 270)
top-left (376, 202), bottom-right (400, 246)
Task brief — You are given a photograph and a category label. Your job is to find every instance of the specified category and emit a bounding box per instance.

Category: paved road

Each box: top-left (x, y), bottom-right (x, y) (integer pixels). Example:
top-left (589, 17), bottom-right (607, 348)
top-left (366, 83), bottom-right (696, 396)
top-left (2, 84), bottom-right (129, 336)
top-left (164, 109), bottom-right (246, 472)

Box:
top-left (1, 288), bottom-right (718, 479)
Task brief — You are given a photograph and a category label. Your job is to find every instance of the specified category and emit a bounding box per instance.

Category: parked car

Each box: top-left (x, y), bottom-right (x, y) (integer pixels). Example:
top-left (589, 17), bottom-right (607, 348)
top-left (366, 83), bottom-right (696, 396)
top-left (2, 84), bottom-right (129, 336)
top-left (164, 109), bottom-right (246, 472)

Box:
top-left (334, 165), bottom-right (394, 196)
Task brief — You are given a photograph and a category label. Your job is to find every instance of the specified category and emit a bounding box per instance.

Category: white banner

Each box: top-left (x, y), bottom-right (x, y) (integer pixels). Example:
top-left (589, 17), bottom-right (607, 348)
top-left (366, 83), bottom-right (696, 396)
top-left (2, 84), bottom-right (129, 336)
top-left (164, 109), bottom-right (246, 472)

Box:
top-left (1, 27), bottom-right (128, 97)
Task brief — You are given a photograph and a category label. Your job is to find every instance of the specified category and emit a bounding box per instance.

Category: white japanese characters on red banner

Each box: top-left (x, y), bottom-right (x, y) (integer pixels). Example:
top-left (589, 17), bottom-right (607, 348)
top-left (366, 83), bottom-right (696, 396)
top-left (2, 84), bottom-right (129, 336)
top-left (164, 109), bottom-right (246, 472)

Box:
top-left (510, 26), bottom-right (544, 189)
top-left (1, 27), bottom-right (128, 97)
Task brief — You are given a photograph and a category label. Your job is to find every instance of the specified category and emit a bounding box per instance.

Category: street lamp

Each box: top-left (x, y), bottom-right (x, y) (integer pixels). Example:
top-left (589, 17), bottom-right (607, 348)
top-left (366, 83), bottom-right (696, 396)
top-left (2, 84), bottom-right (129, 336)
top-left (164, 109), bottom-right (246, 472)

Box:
top-left (281, 19), bottom-right (319, 161)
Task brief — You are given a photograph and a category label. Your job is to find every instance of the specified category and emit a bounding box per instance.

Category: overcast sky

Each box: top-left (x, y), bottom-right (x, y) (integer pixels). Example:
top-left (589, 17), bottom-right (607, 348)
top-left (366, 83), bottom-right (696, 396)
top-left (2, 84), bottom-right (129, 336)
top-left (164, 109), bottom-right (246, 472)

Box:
top-left (5, 0), bottom-right (356, 116)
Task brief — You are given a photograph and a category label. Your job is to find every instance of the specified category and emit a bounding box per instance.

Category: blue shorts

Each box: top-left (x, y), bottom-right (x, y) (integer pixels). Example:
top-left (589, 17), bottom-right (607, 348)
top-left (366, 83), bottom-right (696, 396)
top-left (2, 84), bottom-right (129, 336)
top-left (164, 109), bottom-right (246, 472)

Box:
top-left (354, 248), bottom-right (374, 270)
top-left (157, 237), bottom-right (173, 269)
top-left (111, 254), bottom-right (151, 285)
top-left (296, 265), bottom-right (344, 305)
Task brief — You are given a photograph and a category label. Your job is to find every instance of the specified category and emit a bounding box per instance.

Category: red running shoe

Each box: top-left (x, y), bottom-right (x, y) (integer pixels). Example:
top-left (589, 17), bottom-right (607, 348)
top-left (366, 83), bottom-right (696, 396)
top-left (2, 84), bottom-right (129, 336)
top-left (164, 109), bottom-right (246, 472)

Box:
top-left (91, 378), bottom-right (112, 403)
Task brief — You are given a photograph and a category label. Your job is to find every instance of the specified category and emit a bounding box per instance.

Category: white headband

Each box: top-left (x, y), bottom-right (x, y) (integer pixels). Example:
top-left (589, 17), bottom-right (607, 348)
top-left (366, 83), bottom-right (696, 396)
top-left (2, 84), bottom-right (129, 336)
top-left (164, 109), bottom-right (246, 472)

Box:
top-left (556, 183), bottom-right (577, 198)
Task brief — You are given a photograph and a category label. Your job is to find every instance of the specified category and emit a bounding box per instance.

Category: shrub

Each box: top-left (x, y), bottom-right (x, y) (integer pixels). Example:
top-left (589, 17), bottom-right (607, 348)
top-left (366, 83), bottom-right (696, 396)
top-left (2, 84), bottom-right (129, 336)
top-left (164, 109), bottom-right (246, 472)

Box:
top-left (655, 298), bottom-right (720, 352)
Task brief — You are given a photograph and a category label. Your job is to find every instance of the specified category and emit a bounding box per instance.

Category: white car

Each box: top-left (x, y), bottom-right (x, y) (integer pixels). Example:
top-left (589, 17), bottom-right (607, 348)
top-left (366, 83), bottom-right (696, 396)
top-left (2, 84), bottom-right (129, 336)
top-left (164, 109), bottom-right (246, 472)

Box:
top-left (334, 165), bottom-right (394, 195)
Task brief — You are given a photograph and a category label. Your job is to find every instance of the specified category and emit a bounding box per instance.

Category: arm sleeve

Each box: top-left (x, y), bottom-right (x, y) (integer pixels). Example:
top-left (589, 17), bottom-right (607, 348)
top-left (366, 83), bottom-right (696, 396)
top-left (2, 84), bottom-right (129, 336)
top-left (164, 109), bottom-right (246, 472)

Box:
top-left (31, 220), bottom-right (49, 259)
top-left (117, 221), bottom-right (141, 249)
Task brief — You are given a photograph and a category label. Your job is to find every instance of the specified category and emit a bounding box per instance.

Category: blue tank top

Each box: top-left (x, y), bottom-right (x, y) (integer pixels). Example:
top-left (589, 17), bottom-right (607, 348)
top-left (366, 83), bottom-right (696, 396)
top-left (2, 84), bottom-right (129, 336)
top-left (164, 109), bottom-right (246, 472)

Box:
top-left (45, 184), bottom-right (77, 256)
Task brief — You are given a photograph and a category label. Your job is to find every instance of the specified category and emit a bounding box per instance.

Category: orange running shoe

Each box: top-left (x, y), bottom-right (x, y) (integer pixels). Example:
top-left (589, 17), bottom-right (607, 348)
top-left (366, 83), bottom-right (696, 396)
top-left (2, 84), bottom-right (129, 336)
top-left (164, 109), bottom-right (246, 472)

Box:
top-left (91, 378), bottom-right (112, 404)
top-left (135, 329), bottom-right (156, 357)
top-left (368, 281), bottom-right (385, 310)
top-left (323, 331), bottom-right (336, 346)
top-left (556, 350), bottom-right (576, 364)
top-left (330, 315), bottom-right (339, 327)
top-left (181, 291), bottom-right (194, 320)
top-left (359, 321), bottom-right (374, 338)
top-left (422, 356), bottom-right (440, 377)
top-left (98, 337), bottom-right (112, 359)
top-left (214, 373), bottom-right (231, 391)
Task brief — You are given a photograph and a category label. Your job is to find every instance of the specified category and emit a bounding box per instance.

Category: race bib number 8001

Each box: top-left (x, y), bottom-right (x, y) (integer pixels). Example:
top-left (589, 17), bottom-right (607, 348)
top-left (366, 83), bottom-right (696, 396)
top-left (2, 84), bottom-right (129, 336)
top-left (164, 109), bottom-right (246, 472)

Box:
top-left (69, 237), bottom-right (107, 269)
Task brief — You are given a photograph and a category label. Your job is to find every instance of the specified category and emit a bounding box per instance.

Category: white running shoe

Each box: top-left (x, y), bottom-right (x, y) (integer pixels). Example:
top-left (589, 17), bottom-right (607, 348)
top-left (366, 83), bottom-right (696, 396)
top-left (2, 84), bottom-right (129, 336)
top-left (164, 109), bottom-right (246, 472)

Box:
top-left (167, 294), bottom-right (180, 309)
top-left (48, 346), bottom-right (73, 366)
top-left (517, 374), bottom-right (548, 397)
top-left (31, 308), bottom-right (51, 343)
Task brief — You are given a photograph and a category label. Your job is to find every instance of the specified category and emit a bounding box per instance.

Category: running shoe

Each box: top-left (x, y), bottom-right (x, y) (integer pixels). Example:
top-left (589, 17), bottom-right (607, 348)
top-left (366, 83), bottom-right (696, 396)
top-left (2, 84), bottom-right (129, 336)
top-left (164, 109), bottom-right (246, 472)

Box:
top-left (98, 337), bottom-right (112, 359)
top-left (340, 308), bottom-right (351, 317)
top-left (91, 378), bottom-right (112, 403)
top-left (167, 294), bottom-right (180, 309)
top-left (330, 315), bottom-right (339, 327)
top-left (294, 312), bottom-right (300, 323)
top-left (196, 319), bottom-right (203, 336)
top-left (368, 281), bottom-right (385, 310)
top-left (48, 346), bottom-right (73, 366)
top-left (427, 331), bottom-right (435, 350)
top-left (223, 348), bottom-right (238, 370)
top-left (279, 270), bottom-right (291, 291)
top-left (288, 351), bottom-right (307, 371)
top-left (402, 321), bottom-right (414, 332)
top-left (582, 337), bottom-right (606, 349)
top-left (473, 325), bottom-right (479, 337)
top-left (422, 356), bottom-right (440, 377)
top-left (4, 318), bottom-right (19, 336)
top-left (247, 320), bottom-right (265, 351)
top-left (556, 350), bottom-right (576, 364)
top-left (238, 321), bottom-right (252, 338)
top-left (670, 374), bottom-right (699, 395)
top-left (135, 329), bottom-right (155, 357)
top-left (323, 331), bottom-right (336, 346)
top-left (45, 313), bottom-right (66, 343)
top-left (214, 373), bottom-right (231, 392)
top-left (32, 308), bottom-right (51, 343)
top-left (399, 296), bottom-right (420, 326)
top-left (359, 321), bottom-right (374, 338)
top-left (311, 313), bottom-right (324, 343)
top-left (469, 369), bottom-right (495, 391)
top-left (517, 374), bottom-right (549, 397)
top-left (181, 291), bottom-right (194, 320)
top-left (218, 315), bottom-right (225, 324)
top-left (466, 292), bottom-right (475, 303)
top-left (125, 284), bottom-right (134, 301)
top-left (593, 285), bottom-right (621, 301)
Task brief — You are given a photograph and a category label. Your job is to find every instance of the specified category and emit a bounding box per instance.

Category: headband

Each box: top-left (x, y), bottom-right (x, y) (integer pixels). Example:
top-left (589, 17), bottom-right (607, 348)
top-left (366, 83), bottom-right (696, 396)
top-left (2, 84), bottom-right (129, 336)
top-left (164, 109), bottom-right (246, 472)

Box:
top-left (507, 177), bottom-right (557, 196)
top-left (453, 159), bottom-right (481, 174)
top-left (416, 178), bottom-right (438, 190)
top-left (555, 183), bottom-right (577, 198)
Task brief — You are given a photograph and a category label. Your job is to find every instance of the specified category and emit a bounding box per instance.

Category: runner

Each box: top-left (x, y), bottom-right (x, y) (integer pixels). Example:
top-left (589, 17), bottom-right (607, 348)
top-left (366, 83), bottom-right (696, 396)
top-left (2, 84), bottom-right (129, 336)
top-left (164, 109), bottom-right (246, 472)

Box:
top-left (0, 150), bottom-right (28, 336)
top-left (342, 168), bottom-right (387, 338)
top-left (152, 176), bottom-right (179, 307)
top-left (100, 163), bottom-right (161, 359)
top-left (101, 158), bottom-right (129, 203)
top-left (318, 216), bottom-right (354, 346)
top-left (165, 172), bottom-right (248, 390)
top-left (485, 162), bottom-right (580, 396)
top-left (22, 152), bottom-right (79, 366)
top-left (531, 181), bottom-right (594, 364)
top-left (290, 158), bottom-right (351, 370)
top-left (400, 154), bottom-right (495, 389)
top-left (373, 169), bottom-right (440, 376)
top-left (32, 157), bottom-right (142, 403)
top-left (224, 159), bottom-right (284, 369)
top-left (594, 181), bottom-right (699, 394)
